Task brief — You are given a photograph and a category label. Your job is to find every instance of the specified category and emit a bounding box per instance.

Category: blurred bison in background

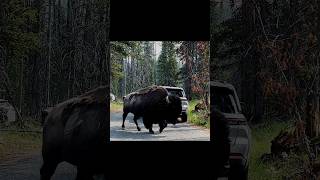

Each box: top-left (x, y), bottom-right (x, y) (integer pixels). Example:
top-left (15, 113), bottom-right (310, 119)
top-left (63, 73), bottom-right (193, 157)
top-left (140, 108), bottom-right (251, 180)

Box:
top-left (41, 86), bottom-right (108, 180)
top-left (122, 86), bottom-right (182, 134)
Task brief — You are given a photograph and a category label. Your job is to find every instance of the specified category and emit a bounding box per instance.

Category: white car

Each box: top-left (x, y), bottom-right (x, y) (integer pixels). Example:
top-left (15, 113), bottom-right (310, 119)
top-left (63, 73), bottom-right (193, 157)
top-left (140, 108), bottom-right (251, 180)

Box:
top-left (160, 86), bottom-right (188, 122)
top-left (110, 93), bottom-right (116, 101)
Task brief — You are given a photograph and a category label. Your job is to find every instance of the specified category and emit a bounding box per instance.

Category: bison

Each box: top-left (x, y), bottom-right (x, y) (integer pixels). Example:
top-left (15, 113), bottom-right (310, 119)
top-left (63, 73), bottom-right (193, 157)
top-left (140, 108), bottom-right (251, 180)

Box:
top-left (122, 86), bottom-right (182, 134)
top-left (40, 86), bottom-right (108, 180)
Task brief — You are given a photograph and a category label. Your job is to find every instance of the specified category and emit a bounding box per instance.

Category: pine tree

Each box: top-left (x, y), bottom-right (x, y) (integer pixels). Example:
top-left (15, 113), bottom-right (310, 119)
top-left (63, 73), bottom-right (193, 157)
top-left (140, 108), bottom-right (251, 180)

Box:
top-left (156, 42), bottom-right (168, 85)
top-left (166, 42), bottom-right (178, 86)
top-left (143, 41), bottom-right (154, 86)
top-left (156, 41), bottom-right (178, 86)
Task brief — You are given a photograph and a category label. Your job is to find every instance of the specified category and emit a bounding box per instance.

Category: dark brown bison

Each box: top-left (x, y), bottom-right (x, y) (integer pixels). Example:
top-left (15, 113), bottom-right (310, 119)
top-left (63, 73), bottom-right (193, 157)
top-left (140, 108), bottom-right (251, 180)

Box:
top-left (40, 86), bottom-right (108, 180)
top-left (122, 86), bottom-right (182, 134)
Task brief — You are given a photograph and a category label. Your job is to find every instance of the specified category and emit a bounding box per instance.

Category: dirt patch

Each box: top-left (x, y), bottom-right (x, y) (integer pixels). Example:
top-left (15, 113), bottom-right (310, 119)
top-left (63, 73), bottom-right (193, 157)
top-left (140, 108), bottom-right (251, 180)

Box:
top-left (0, 131), bottom-right (42, 162)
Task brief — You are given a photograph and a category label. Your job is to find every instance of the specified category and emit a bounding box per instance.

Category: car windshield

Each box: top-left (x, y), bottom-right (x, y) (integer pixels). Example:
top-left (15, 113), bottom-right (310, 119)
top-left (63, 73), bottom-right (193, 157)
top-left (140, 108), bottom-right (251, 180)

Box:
top-left (166, 88), bottom-right (185, 97)
top-left (211, 87), bottom-right (239, 113)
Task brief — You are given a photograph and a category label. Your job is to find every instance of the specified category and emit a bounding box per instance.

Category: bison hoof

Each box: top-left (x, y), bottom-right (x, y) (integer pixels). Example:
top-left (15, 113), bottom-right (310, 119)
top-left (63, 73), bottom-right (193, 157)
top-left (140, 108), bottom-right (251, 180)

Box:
top-left (121, 125), bottom-right (125, 130)
top-left (137, 127), bottom-right (141, 131)
top-left (149, 129), bottom-right (154, 134)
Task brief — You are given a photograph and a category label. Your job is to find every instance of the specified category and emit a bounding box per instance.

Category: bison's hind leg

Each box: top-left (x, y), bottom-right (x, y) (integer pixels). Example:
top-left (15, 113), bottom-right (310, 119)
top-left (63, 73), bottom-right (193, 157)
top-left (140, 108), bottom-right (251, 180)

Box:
top-left (133, 115), bottom-right (141, 131)
top-left (122, 111), bottom-right (129, 129)
top-left (159, 120), bottom-right (167, 133)
top-left (149, 128), bottom-right (154, 134)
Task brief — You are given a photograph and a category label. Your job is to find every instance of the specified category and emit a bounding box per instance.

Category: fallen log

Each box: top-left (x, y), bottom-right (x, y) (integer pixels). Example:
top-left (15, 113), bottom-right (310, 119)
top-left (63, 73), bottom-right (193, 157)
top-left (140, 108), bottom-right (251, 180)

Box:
top-left (271, 120), bottom-right (305, 155)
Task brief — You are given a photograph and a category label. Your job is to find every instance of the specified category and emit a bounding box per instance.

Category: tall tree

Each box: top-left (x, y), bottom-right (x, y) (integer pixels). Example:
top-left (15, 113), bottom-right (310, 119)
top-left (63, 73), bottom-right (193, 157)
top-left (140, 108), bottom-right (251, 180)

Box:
top-left (178, 41), bottom-right (209, 101)
top-left (0, 0), bottom-right (39, 119)
top-left (157, 41), bottom-right (178, 86)
top-left (0, 0), bottom-right (110, 121)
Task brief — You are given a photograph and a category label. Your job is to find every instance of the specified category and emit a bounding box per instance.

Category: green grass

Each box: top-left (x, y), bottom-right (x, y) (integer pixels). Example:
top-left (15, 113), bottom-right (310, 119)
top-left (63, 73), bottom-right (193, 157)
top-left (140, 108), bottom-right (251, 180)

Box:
top-left (248, 120), bottom-right (306, 180)
top-left (0, 120), bottom-right (42, 161)
top-left (187, 100), bottom-right (209, 128)
top-left (110, 101), bottom-right (123, 112)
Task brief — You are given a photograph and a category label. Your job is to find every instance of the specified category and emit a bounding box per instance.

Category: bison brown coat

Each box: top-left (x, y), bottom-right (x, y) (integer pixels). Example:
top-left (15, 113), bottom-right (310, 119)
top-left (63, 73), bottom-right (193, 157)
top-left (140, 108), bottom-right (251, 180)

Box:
top-left (122, 86), bottom-right (182, 134)
top-left (41, 86), bottom-right (108, 180)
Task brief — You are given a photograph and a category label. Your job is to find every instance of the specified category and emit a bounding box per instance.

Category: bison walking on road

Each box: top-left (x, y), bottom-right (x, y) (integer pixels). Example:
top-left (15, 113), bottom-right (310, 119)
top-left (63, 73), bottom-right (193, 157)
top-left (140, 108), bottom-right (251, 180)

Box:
top-left (122, 86), bottom-right (182, 134)
top-left (41, 86), bottom-right (108, 180)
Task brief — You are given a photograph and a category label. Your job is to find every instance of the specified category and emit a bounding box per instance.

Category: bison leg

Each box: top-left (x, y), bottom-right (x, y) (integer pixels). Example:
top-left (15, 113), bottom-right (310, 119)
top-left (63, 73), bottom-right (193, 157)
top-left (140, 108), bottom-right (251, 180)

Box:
top-left (149, 128), bottom-right (154, 134)
top-left (40, 160), bottom-right (59, 180)
top-left (159, 120), bottom-right (167, 133)
top-left (143, 118), bottom-right (154, 134)
top-left (147, 123), bottom-right (154, 134)
top-left (133, 115), bottom-right (141, 131)
top-left (122, 111), bottom-right (129, 129)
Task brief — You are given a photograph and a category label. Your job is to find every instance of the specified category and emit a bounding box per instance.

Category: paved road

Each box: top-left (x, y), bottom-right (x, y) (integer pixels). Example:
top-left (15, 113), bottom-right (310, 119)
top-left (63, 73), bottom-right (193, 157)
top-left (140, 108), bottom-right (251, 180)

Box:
top-left (110, 112), bottom-right (210, 141)
top-left (0, 112), bottom-right (209, 179)
top-left (0, 151), bottom-right (76, 180)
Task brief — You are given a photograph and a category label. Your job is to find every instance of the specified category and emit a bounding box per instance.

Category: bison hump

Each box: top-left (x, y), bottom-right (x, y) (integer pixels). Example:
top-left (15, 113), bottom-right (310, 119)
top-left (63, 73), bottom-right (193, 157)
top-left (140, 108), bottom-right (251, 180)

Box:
top-left (135, 86), bottom-right (166, 95)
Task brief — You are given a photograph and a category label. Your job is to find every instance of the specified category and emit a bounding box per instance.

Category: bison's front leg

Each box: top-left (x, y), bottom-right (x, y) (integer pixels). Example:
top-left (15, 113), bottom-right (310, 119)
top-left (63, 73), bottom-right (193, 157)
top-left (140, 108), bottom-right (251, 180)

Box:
top-left (149, 128), bottom-right (154, 134)
top-left (147, 123), bottom-right (154, 134)
top-left (143, 117), bottom-right (154, 134)
top-left (159, 120), bottom-right (167, 133)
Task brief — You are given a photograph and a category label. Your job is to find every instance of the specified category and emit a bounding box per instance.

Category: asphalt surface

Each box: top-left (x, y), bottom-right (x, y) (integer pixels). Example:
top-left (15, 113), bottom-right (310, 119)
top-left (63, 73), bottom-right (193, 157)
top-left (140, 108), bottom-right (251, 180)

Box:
top-left (0, 151), bottom-right (76, 180)
top-left (0, 112), bottom-right (210, 179)
top-left (110, 112), bottom-right (210, 141)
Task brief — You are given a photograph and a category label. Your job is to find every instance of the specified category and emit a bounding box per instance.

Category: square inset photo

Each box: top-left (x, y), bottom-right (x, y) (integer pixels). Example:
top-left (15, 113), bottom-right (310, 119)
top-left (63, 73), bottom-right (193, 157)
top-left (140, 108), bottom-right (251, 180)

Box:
top-left (110, 41), bottom-right (210, 141)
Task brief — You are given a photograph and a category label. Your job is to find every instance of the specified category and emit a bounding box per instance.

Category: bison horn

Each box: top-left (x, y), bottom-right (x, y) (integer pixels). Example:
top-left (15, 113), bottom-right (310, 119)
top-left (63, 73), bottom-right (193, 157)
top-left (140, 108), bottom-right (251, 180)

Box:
top-left (166, 96), bottom-right (170, 103)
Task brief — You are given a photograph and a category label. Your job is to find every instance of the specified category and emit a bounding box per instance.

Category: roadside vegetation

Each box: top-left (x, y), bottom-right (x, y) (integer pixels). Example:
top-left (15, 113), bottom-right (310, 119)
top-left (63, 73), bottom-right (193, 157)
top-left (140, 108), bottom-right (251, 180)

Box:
top-left (187, 100), bottom-right (209, 128)
top-left (249, 120), bottom-right (314, 180)
top-left (0, 120), bottom-right (42, 161)
top-left (110, 101), bottom-right (123, 113)
top-left (212, 1), bottom-right (320, 179)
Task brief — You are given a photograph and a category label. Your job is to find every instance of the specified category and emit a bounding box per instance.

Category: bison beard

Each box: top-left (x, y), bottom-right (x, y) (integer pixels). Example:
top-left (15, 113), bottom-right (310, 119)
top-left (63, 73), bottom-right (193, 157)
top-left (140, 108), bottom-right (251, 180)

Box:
top-left (212, 108), bottom-right (230, 179)
top-left (122, 86), bottom-right (182, 134)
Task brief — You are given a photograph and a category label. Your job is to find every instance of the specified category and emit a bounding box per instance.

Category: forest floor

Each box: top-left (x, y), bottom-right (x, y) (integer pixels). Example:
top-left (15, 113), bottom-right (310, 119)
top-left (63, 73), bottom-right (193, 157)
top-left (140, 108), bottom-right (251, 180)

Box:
top-left (0, 121), bottom-right (76, 179)
top-left (248, 120), bottom-right (313, 180)
top-left (0, 120), bottom-right (42, 161)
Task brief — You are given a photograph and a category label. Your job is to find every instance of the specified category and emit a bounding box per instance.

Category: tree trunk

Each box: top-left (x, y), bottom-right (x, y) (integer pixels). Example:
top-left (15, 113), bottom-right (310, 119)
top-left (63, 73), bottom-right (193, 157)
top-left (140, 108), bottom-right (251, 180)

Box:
top-left (19, 57), bottom-right (24, 114)
top-left (46, 0), bottom-right (52, 106)
top-left (306, 93), bottom-right (320, 138)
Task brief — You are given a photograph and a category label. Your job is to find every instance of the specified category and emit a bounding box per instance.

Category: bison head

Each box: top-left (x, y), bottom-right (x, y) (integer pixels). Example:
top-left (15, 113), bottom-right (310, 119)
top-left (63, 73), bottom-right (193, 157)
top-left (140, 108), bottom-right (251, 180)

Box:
top-left (165, 94), bottom-right (182, 124)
